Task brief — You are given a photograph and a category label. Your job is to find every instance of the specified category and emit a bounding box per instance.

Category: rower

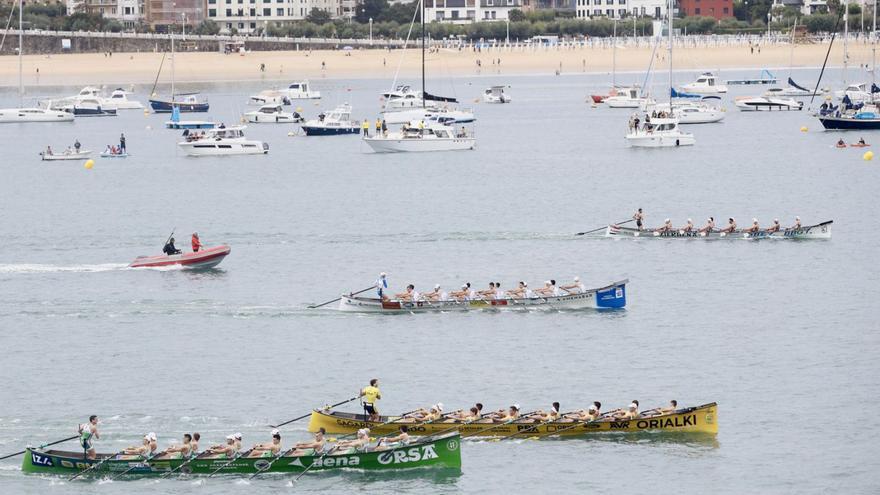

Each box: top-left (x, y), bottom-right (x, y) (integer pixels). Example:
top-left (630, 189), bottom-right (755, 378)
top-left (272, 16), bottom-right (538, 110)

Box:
top-left (233, 432), bottom-right (243, 451)
top-left (406, 403), bottom-right (443, 422)
top-left (191, 432), bottom-right (200, 456)
top-left (564, 402), bottom-right (600, 421)
top-left (633, 208), bottom-right (644, 230)
top-left (560, 276), bottom-right (586, 294)
top-left (494, 283), bottom-right (505, 300)
top-left (78, 415), bottom-right (100, 460)
top-left (612, 401), bottom-right (640, 420)
top-left (377, 426), bottom-right (411, 450)
top-left (699, 217), bottom-right (715, 234)
top-left (160, 433), bottom-right (193, 459)
top-left (122, 434), bottom-right (153, 457)
top-left (148, 432), bottom-right (158, 453)
top-left (765, 219), bottom-right (781, 233)
top-left (495, 404), bottom-right (521, 422)
top-left (655, 218), bottom-right (673, 233)
top-left (719, 218), bottom-right (737, 234)
top-left (681, 218), bottom-right (694, 232)
top-left (191, 232), bottom-right (201, 253)
top-left (476, 282), bottom-right (496, 300)
top-left (332, 428), bottom-right (371, 454)
top-left (291, 428), bottom-right (326, 456)
top-left (376, 272), bottom-right (388, 301)
top-left (205, 436), bottom-right (236, 458)
top-left (742, 218), bottom-right (760, 234)
top-left (790, 216), bottom-right (802, 230)
top-left (859, 137), bottom-right (867, 145)
top-left (837, 138), bottom-right (846, 146)
top-left (247, 429), bottom-right (282, 457)
top-left (534, 280), bottom-right (553, 296)
top-left (163, 237), bottom-right (182, 255)
top-left (423, 284), bottom-right (447, 301)
top-left (448, 405), bottom-right (481, 422)
top-left (448, 283), bottom-right (471, 301)
top-left (506, 281), bottom-right (526, 299)
top-left (360, 378), bottom-right (381, 421)
top-left (655, 400), bottom-right (678, 415)
top-left (394, 284), bottom-right (418, 302)
top-left (535, 402), bottom-right (561, 422)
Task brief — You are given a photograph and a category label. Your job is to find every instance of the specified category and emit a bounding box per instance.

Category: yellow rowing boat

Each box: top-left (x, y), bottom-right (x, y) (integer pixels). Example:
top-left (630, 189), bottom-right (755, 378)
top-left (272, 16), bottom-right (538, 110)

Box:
top-left (307, 403), bottom-right (718, 437)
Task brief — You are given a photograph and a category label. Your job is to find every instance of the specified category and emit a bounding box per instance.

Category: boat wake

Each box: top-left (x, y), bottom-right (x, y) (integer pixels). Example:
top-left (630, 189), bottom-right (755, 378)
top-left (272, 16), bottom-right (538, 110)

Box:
top-left (0, 263), bottom-right (129, 274)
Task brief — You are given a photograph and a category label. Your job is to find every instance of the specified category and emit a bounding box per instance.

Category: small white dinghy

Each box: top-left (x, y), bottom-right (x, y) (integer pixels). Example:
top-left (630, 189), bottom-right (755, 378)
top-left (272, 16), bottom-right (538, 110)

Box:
top-left (40, 149), bottom-right (92, 161)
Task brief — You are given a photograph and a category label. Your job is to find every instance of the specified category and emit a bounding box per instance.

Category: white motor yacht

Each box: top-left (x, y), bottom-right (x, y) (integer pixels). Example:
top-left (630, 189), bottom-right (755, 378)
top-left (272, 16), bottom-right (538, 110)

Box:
top-left (834, 82), bottom-right (875, 103)
top-left (364, 121), bottom-right (475, 153)
top-left (244, 104), bottom-right (302, 123)
top-left (301, 104), bottom-right (360, 135)
top-left (625, 118), bottom-right (695, 148)
top-left (735, 89), bottom-right (804, 111)
top-left (483, 86), bottom-right (512, 103)
top-left (645, 99), bottom-right (725, 124)
top-left (0, 107), bottom-right (74, 123)
top-left (177, 126), bottom-right (268, 156)
top-left (605, 87), bottom-right (654, 108)
top-left (249, 90), bottom-right (291, 106)
top-left (680, 73), bottom-right (728, 94)
top-left (107, 88), bottom-right (144, 109)
top-left (284, 81), bottom-right (321, 99)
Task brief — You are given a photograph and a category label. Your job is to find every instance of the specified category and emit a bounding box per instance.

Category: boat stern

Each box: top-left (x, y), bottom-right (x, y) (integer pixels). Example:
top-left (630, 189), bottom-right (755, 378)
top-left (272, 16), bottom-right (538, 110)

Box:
top-left (595, 280), bottom-right (627, 309)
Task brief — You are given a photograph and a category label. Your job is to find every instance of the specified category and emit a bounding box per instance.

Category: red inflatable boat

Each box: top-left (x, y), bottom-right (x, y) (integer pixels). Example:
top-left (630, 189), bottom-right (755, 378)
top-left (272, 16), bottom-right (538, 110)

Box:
top-left (129, 245), bottom-right (231, 269)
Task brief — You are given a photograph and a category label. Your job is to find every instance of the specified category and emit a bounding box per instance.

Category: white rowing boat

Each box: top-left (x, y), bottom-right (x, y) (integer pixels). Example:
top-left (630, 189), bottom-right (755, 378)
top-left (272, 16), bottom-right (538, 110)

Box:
top-left (605, 221), bottom-right (832, 239)
top-left (338, 279), bottom-right (628, 313)
top-left (40, 150), bottom-right (92, 161)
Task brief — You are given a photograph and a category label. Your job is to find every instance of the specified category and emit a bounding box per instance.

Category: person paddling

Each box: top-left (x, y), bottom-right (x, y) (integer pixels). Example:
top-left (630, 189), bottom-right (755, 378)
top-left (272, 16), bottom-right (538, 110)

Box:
top-left (163, 237), bottom-right (181, 255)
top-left (360, 378), bottom-right (381, 421)
top-left (191, 232), bottom-right (201, 253)
top-left (291, 428), bottom-right (326, 456)
top-left (160, 433), bottom-right (193, 459)
top-left (78, 415), bottom-right (99, 460)
top-left (719, 218), bottom-right (737, 234)
top-left (247, 429), bottom-right (282, 457)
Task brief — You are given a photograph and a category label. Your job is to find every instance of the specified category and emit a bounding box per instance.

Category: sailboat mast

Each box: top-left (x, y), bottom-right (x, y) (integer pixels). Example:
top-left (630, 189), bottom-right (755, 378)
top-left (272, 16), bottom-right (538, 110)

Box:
top-left (171, 24), bottom-right (176, 100)
top-left (18, 0), bottom-right (23, 106)
top-left (421, 0), bottom-right (425, 109)
top-left (844, 0), bottom-right (848, 85)
top-left (668, 0), bottom-right (673, 106)
top-left (612, 20), bottom-right (616, 88)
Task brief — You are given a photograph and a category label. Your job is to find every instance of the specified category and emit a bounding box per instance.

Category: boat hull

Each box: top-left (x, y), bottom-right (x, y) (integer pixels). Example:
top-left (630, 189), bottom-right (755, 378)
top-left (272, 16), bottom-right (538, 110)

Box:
top-left (150, 99), bottom-right (209, 113)
top-left (165, 121), bottom-right (216, 129)
top-left (338, 279), bottom-right (627, 313)
top-left (735, 98), bottom-right (803, 111)
top-left (0, 108), bottom-right (75, 122)
top-left (99, 152), bottom-right (129, 158)
top-left (178, 141), bottom-right (268, 156)
top-left (41, 151), bottom-right (92, 161)
top-left (245, 113), bottom-right (302, 124)
top-left (308, 404), bottom-right (718, 437)
top-left (363, 136), bottom-right (475, 153)
top-left (817, 115), bottom-right (880, 130)
top-left (22, 433), bottom-right (460, 477)
top-left (625, 133), bottom-right (695, 148)
top-left (129, 245), bottom-right (231, 269)
top-left (606, 221), bottom-right (832, 239)
top-left (302, 125), bottom-right (360, 135)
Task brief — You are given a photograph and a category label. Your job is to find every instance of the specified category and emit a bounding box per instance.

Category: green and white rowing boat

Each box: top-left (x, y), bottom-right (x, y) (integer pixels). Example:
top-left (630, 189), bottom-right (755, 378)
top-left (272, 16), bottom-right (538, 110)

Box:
top-left (22, 432), bottom-right (461, 477)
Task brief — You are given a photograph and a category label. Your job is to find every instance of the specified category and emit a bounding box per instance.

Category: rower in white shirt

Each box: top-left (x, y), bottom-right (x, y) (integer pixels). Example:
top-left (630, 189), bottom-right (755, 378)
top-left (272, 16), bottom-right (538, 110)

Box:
top-left (560, 276), bottom-right (585, 294)
top-left (494, 282), bottom-right (505, 300)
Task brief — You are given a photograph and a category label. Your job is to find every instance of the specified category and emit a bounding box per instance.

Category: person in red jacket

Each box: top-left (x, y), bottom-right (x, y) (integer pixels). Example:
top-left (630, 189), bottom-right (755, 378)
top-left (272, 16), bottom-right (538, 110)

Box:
top-left (191, 232), bottom-right (201, 253)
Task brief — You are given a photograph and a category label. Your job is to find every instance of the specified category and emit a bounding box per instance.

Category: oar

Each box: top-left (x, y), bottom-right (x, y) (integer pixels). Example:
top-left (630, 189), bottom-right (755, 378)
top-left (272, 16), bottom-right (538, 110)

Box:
top-left (160, 451), bottom-right (203, 478)
top-left (460, 411), bottom-right (541, 439)
top-left (0, 435), bottom-right (78, 460)
top-left (206, 449), bottom-right (252, 477)
top-left (67, 449), bottom-right (127, 481)
top-left (109, 451), bottom-right (161, 480)
top-left (269, 395), bottom-right (360, 428)
top-left (308, 285), bottom-right (376, 309)
top-left (576, 218), bottom-right (633, 236)
top-left (531, 409), bottom-right (624, 438)
top-left (292, 409), bottom-right (419, 481)
top-left (490, 412), bottom-right (570, 441)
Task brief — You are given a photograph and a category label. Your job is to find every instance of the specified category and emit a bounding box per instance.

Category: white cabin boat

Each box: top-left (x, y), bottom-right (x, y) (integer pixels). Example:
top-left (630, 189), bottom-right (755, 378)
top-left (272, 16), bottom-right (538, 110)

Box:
top-left (483, 86), bottom-right (512, 103)
top-left (0, 107), bottom-right (74, 123)
top-left (645, 99), bottom-right (725, 124)
top-left (177, 126), bottom-right (268, 156)
top-left (382, 107), bottom-right (476, 125)
top-left (57, 97), bottom-right (117, 117)
top-left (680, 73), bottom-right (728, 94)
top-left (284, 81), bottom-right (320, 99)
top-left (301, 104), bottom-right (360, 135)
top-left (244, 104), bottom-right (302, 123)
top-left (735, 89), bottom-right (804, 111)
top-left (249, 90), bottom-right (291, 106)
top-left (384, 91), bottom-right (438, 111)
top-left (107, 88), bottom-right (144, 109)
top-left (604, 86), bottom-right (653, 108)
top-left (625, 118), bottom-right (695, 148)
top-left (363, 121), bottom-right (475, 153)
top-left (834, 82), bottom-right (875, 103)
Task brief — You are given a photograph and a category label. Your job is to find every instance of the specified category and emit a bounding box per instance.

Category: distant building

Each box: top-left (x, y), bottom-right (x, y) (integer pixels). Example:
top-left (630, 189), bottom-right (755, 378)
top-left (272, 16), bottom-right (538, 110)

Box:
top-left (575, 0), bottom-right (665, 19)
top-left (144, 0), bottom-right (205, 31)
top-left (79, 0), bottom-right (144, 27)
top-left (206, 0), bottom-right (340, 34)
top-left (424, 0), bottom-right (532, 23)
top-left (678, 0), bottom-right (732, 19)
top-left (771, 0), bottom-right (830, 16)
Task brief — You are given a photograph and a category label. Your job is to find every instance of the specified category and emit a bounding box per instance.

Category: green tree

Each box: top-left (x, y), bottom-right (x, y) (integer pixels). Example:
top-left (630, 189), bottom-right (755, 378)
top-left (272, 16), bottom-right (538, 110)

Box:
top-left (306, 7), bottom-right (332, 24)
top-left (379, 1), bottom-right (417, 23)
top-left (803, 12), bottom-right (837, 32)
top-left (193, 19), bottom-right (220, 35)
top-left (508, 9), bottom-right (526, 22)
top-left (355, 0), bottom-right (389, 23)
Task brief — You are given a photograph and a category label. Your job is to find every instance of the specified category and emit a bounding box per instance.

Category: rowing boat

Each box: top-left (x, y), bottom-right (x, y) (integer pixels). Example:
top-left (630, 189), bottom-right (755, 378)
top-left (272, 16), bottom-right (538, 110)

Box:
top-left (128, 245), bottom-right (231, 269)
top-left (606, 221), bottom-right (832, 239)
top-left (308, 403), bottom-right (718, 437)
top-left (338, 280), bottom-right (628, 312)
top-left (40, 150), bottom-right (92, 161)
top-left (21, 432), bottom-right (460, 477)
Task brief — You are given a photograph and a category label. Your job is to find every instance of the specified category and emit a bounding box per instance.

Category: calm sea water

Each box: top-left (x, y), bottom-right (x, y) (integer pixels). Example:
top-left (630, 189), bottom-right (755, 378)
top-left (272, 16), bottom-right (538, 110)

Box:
top-left (0, 67), bottom-right (878, 494)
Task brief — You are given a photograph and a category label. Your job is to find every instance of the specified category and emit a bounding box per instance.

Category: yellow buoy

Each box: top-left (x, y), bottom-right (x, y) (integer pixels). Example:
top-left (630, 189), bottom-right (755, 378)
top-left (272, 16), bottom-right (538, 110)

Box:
top-left (864, 150), bottom-right (874, 161)
top-left (800, 126), bottom-right (808, 132)
top-left (84, 159), bottom-right (94, 169)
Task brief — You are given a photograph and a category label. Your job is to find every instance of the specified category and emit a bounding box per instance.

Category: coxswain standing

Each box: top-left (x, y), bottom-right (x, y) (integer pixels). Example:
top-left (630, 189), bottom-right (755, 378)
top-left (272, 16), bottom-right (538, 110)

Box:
top-left (375, 272), bottom-right (388, 301)
top-left (191, 232), bottom-right (201, 253)
top-left (633, 208), bottom-right (645, 230)
top-left (78, 415), bottom-right (100, 460)
top-left (119, 133), bottom-right (126, 153)
top-left (361, 378), bottom-right (381, 421)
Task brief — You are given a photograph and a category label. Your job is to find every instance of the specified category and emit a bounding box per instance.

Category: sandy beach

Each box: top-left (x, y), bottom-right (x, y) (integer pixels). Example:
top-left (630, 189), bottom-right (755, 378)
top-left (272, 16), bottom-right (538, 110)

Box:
top-left (0, 41), bottom-right (872, 88)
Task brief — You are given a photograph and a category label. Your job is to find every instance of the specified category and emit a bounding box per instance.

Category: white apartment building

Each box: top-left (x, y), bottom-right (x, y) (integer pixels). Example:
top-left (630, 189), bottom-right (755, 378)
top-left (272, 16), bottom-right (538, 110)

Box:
top-left (424, 0), bottom-right (531, 23)
top-left (207, 0), bottom-right (341, 34)
top-left (575, 0), bottom-right (665, 19)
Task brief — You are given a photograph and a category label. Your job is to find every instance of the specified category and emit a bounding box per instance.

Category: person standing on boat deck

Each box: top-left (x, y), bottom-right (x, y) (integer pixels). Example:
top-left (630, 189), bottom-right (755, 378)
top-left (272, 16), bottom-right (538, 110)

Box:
top-left (191, 233), bottom-right (201, 252)
top-left (375, 118), bottom-right (381, 135)
top-left (74, 139), bottom-right (81, 152)
top-left (375, 272), bottom-right (388, 300)
top-left (119, 133), bottom-right (126, 153)
top-left (45, 146), bottom-right (53, 156)
top-left (362, 119), bottom-right (370, 137)
top-left (719, 218), bottom-right (737, 234)
top-left (78, 415), bottom-right (99, 460)
top-left (766, 219), bottom-right (781, 233)
top-left (790, 216), bottom-right (802, 230)
top-left (742, 218), bottom-right (760, 234)
top-left (163, 237), bottom-right (181, 255)
top-left (633, 208), bottom-right (644, 230)
top-left (381, 119), bottom-right (387, 135)
top-left (361, 379), bottom-right (381, 421)
top-left (699, 217), bottom-right (715, 234)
